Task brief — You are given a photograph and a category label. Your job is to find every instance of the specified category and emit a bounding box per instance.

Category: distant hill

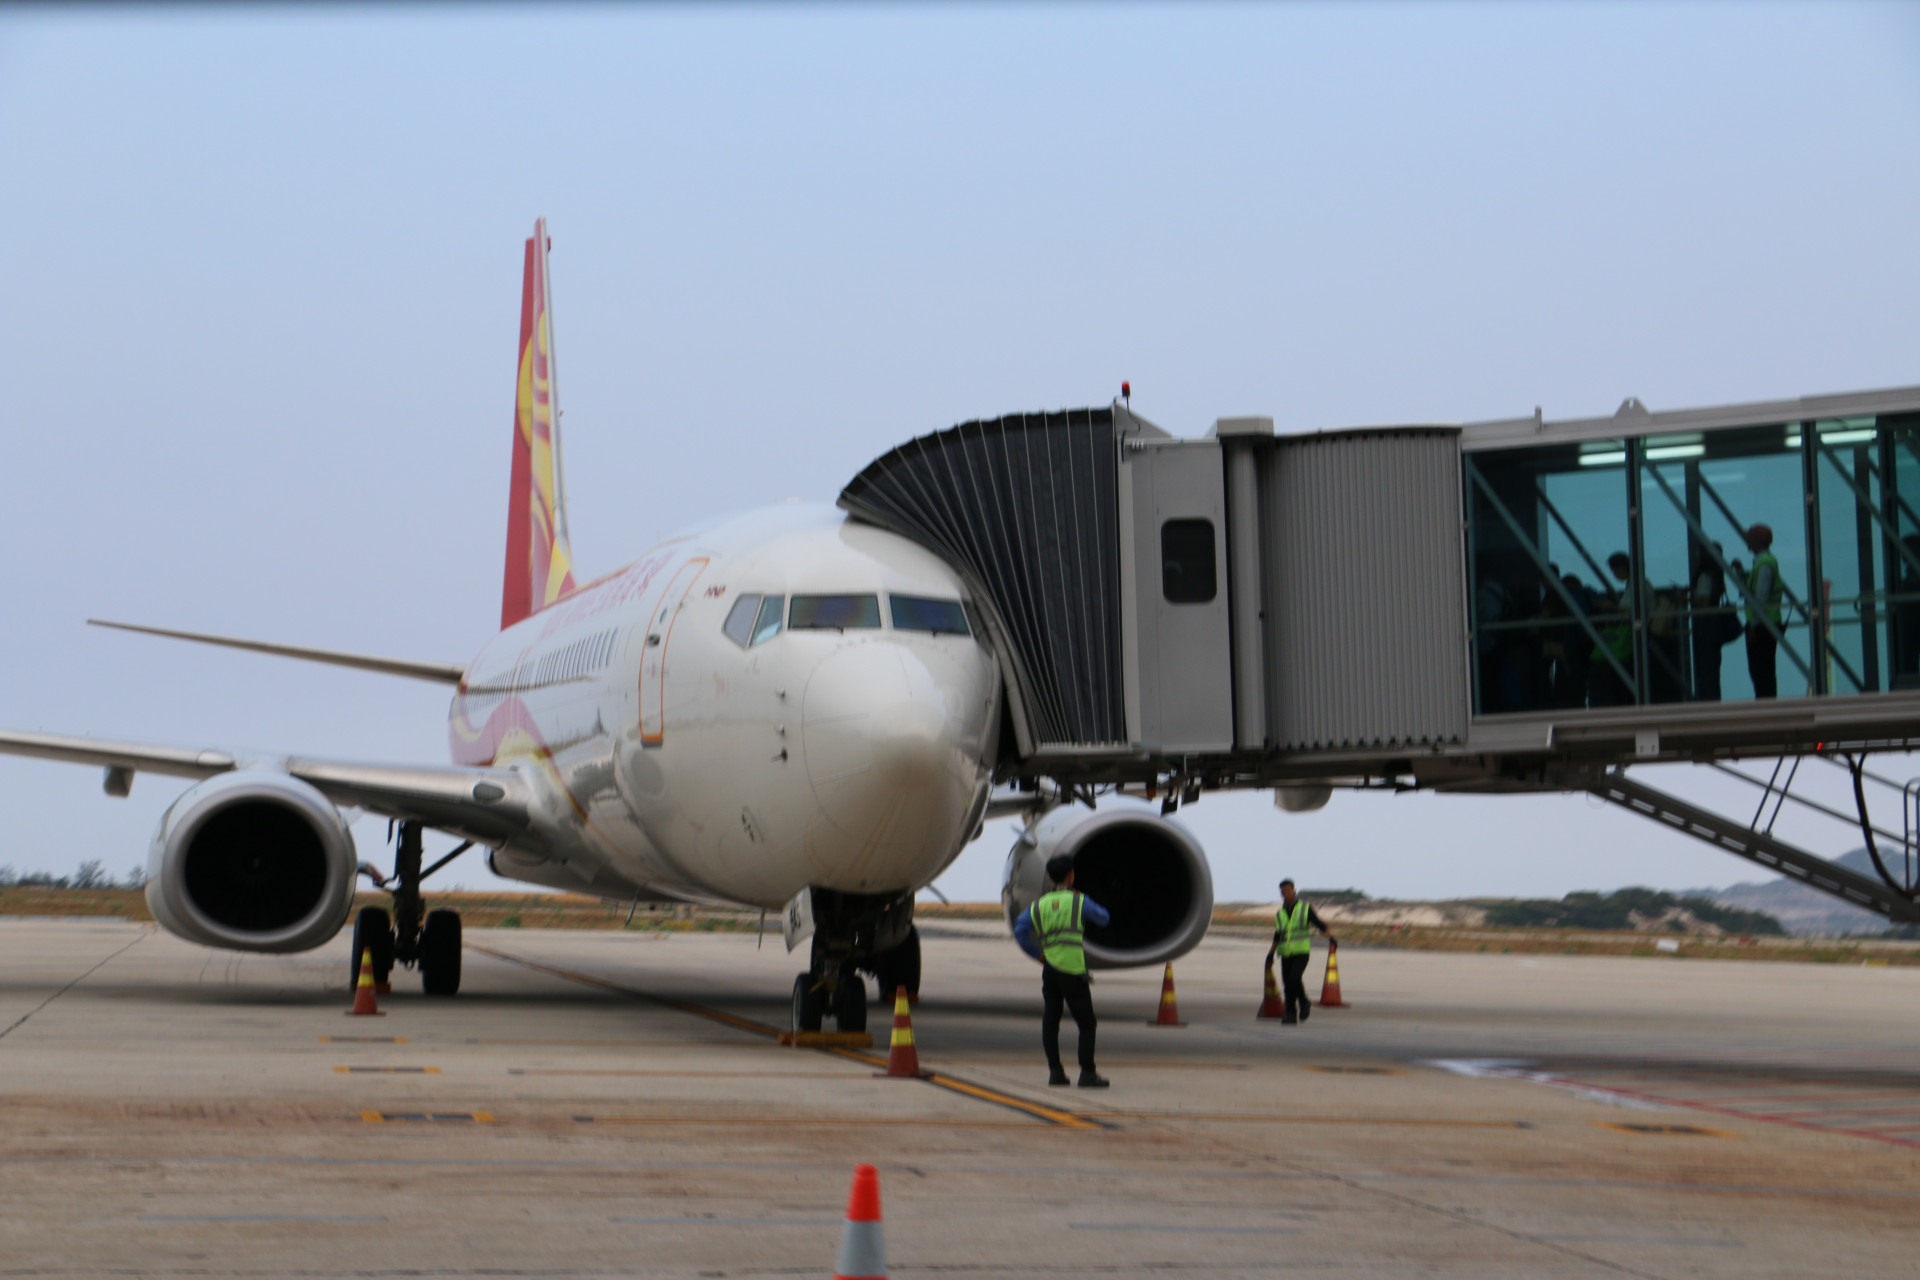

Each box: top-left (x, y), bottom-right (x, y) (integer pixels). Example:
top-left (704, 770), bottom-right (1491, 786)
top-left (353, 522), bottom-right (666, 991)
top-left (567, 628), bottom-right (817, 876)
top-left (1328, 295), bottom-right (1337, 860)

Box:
top-left (1693, 848), bottom-right (1909, 938)
top-left (1277, 888), bottom-right (1787, 936)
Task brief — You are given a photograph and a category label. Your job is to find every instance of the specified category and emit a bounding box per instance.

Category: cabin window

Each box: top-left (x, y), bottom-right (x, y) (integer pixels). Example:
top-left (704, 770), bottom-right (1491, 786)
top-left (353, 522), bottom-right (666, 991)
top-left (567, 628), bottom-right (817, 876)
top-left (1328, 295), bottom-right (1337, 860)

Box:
top-left (891, 595), bottom-right (970, 635)
top-left (789, 594), bottom-right (882, 630)
top-left (722, 595), bottom-right (762, 648)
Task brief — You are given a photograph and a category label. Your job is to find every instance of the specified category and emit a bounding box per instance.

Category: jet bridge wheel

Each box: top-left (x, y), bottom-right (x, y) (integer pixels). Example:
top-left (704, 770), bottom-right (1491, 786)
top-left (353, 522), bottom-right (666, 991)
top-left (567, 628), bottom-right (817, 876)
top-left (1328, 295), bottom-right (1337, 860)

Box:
top-left (418, 909), bottom-right (462, 996)
top-left (791, 973), bottom-right (827, 1034)
top-left (350, 906), bottom-right (394, 991)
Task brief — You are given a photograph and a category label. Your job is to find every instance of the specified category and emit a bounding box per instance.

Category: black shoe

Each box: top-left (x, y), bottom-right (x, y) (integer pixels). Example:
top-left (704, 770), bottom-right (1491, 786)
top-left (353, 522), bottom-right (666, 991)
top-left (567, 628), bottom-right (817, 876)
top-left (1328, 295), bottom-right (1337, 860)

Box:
top-left (1279, 1016), bottom-right (1298, 1025)
top-left (1077, 1072), bottom-right (1110, 1088)
top-left (1300, 1001), bottom-right (1311, 1023)
top-left (1048, 1071), bottom-right (1071, 1087)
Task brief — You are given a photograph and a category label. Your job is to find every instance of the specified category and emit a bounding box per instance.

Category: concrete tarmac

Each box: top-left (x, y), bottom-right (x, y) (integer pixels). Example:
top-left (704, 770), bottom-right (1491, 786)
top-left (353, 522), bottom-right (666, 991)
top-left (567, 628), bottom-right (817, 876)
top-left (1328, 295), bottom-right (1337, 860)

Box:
top-left (0, 918), bottom-right (1916, 1278)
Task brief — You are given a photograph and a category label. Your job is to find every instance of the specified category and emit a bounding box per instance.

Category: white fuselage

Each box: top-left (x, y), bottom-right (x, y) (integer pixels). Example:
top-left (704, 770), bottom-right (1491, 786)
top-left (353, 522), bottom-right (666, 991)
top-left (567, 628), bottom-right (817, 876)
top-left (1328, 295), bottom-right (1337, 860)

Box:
top-left (449, 504), bottom-right (1001, 909)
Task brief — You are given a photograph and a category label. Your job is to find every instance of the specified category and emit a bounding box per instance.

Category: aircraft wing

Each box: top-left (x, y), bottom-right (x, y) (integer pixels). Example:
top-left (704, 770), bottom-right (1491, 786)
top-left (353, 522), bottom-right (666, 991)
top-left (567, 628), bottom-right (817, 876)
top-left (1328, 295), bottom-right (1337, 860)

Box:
top-left (0, 729), bottom-right (531, 846)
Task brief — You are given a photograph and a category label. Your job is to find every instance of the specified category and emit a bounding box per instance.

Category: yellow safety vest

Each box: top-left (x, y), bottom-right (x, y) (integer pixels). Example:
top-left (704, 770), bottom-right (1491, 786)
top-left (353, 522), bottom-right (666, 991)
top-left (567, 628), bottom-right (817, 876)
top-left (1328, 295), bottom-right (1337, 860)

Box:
top-left (1276, 900), bottom-right (1313, 958)
top-left (1029, 890), bottom-right (1087, 975)
top-left (1746, 552), bottom-right (1784, 627)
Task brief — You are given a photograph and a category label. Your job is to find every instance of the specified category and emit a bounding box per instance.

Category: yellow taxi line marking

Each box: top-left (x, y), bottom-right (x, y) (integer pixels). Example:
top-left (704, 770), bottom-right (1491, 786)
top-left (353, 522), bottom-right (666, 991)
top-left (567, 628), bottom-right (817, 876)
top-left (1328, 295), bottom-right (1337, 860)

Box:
top-left (820, 1046), bottom-right (1107, 1130)
top-left (333, 1066), bottom-right (441, 1074)
top-left (573, 1115), bottom-right (1048, 1129)
top-left (467, 1038), bottom-right (737, 1048)
top-left (1095, 1112), bottom-right (1529, 1129)
top-left (466, 946), bottom-right (780, 1038)
top-left (510, 1069), bottom-right (863, 1078)
top-left (1597, 1122), bottom-right (1741, 1138)
top-left (923, 1057), bottom-right (1248, 1071)
top-left (474, 946), bottom-right (1106, 1130)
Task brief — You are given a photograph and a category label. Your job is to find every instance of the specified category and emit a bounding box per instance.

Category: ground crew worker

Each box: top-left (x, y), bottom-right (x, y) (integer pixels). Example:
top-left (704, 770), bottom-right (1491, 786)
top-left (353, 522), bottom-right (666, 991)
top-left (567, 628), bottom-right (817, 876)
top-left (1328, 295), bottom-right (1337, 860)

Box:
top-left (1263, 879), bottom-right (1335, 1024)
top-left (1735, 523), bottom-right (1785, 699)
top-left (1012, 854), bottom-right (1111, 1087)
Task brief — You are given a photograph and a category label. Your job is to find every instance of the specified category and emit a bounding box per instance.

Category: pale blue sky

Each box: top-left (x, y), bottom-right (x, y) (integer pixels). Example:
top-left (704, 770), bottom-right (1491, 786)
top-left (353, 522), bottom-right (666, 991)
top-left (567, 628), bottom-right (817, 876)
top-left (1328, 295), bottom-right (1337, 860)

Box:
top-left (2, 3), bottom-right (1916, 901)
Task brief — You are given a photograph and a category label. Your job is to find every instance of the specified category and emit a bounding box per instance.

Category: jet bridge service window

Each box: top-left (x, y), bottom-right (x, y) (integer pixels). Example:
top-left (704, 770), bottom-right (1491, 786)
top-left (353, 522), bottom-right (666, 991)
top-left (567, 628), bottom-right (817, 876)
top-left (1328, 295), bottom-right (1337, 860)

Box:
top-left (1160, 519), bottom-right (1217, 604)
top-left (890, 595), bottom-right (970, 635)
top-left (721, 594), bottom-right (787, 648)
top-left (789, 594), bottom-right (882, 630)
top-left (1465, 412), bottom-right (1920, 716)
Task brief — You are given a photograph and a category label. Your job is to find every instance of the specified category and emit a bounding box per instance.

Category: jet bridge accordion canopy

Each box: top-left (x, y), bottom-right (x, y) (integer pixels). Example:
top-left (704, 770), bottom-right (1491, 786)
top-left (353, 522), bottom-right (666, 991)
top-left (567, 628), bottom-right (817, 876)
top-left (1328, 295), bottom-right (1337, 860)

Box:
top-left (839, 409), bottom-right (1128, 749)
top-left (840, 408), bottom-right (1473, 763)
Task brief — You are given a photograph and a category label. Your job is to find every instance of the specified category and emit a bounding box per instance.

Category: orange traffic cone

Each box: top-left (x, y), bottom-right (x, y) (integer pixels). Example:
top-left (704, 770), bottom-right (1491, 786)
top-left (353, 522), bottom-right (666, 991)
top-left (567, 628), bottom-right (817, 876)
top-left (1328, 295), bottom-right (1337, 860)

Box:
top-left (1146, 963), bottom-right (1186, 1026)
top-left (1319, 942), bottom-right (1348, 1009)
top-left (1257, 963), bottom-right (1286, 1019)
top-left (832, 1163), bottom-right (887, 1279)
top-left (880, 988), bottom-right (924, 1078)
top-left (347, 948), bottom-right (384, 1017)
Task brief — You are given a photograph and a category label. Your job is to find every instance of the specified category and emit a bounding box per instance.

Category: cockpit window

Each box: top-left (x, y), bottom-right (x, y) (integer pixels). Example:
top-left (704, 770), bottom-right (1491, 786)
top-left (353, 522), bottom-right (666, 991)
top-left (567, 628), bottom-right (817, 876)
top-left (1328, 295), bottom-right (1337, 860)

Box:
top-left (751, 595), bottom-right (785, 646)
top-left (722, 594), bottom-right (762, 648)
top-left (789, 594), bottom-right (882, 630)
top-left (890, 595), bottom-right (970, 636)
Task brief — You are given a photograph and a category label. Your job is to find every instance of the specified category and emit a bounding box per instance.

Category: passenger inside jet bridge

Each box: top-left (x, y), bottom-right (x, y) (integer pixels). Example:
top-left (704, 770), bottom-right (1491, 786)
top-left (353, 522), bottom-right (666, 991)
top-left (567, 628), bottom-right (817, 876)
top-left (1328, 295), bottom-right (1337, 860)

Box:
top-left (1733, 523), bottom-right (1784, 699)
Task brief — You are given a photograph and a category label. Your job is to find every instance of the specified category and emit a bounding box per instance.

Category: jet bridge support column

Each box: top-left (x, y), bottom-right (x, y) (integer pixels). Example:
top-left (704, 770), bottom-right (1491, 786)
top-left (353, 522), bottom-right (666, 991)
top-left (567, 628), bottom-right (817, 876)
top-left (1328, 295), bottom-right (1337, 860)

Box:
top-left (1218, 417), bottom-right (1273, 751)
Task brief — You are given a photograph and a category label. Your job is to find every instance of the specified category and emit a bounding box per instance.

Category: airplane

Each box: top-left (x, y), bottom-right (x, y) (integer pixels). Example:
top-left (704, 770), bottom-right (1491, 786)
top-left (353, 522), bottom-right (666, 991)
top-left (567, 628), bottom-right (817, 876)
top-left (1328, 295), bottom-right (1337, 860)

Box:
top-left (0, 221), bottom-right (1216, 1034)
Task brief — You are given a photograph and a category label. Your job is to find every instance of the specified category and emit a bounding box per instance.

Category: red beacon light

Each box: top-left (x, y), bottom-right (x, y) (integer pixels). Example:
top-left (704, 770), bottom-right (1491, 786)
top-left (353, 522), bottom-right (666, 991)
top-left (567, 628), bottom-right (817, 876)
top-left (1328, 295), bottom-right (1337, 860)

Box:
top-left (1121, 381), bottom-right (1131, 407)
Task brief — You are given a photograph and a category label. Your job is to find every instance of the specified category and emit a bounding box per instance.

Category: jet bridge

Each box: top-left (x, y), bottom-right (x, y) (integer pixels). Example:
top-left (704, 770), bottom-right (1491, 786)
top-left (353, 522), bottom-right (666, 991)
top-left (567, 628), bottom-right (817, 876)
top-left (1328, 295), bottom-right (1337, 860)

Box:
top-left (840, 384), bottom-right (1920, 923)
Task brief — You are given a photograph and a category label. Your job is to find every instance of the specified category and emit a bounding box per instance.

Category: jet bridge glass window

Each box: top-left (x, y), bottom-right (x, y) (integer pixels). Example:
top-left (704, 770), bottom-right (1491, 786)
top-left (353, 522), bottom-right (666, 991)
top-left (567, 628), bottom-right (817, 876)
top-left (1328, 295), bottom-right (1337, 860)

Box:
top-left (1463, 415), bottom-right (1920, 715)
top-left (890, 595), bottom-right (970, 635)
top-left (1160, 519), bottom-right (1217, 604)
top-left (722, 595), bottom-right (762, 648)
top-left (789, 594), bottom-right (881, 630)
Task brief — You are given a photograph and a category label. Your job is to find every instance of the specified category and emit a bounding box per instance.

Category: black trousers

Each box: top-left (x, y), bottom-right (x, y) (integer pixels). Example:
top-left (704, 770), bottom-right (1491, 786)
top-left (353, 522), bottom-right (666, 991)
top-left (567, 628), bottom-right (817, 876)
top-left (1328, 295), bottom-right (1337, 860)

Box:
top-left (1691, 630), bottom-right (1722, 702)
top-left (1747, 626), bottom-right (1778, 699)
top-left (1279, 953), bottom-right (1311, 1021)
top-left (1041, 964), bottom-right (1097, 1075)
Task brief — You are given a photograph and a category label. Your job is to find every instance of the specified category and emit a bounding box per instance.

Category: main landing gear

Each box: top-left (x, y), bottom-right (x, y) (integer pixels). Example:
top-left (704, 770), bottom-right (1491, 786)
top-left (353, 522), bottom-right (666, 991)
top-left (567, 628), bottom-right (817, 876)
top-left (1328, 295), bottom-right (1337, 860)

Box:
top-left (350, 820), bottom-right (469, 997)
top-left (787, 890), bottom-right (920, 1036)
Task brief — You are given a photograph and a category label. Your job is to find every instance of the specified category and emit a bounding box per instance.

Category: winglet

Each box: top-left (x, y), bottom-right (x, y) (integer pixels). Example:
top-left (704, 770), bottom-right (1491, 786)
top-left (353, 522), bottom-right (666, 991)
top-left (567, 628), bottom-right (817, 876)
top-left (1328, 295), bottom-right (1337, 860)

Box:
top-left (501, 218), bottom-right (577, 629)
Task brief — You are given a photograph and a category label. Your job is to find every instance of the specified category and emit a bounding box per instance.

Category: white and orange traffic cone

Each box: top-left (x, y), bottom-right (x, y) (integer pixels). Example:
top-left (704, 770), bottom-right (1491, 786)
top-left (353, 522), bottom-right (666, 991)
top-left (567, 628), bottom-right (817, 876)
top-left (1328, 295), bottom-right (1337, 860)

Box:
top-left (831, 1163), bottom-right (887, 1279)
top-left (1146, 963), bottom-right (1186, 1027)
top-left (881, 988), bottom-right (924, 1078)
top-left (347, 948), bottom-right (383, 1017)
top-left (1319, 942), bottom-right (1348, 1009)
top-left (1256, 963), bottom-right (1286, 1019)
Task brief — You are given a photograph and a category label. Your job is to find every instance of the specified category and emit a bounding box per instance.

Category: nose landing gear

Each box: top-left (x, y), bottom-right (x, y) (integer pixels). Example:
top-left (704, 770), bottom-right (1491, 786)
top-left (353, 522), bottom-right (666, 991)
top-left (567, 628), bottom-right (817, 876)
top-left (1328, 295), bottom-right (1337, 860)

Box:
top-left (788, 965), bottom-right (870, 1035)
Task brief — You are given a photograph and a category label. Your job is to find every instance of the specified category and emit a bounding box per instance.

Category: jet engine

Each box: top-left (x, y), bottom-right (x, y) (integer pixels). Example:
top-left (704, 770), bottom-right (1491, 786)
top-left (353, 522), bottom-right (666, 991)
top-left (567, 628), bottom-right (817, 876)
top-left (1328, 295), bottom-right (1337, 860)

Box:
top-left (1002, 805), bottom-right (1213, 970)
top-left (145, 771), bottom-right (359, 953)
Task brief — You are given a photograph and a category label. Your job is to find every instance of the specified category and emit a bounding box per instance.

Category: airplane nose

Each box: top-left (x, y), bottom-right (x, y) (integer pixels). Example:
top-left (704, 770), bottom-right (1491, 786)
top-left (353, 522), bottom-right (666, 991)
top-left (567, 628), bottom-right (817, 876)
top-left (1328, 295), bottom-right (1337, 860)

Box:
top-left (801, 642), bottom-right (977, 891)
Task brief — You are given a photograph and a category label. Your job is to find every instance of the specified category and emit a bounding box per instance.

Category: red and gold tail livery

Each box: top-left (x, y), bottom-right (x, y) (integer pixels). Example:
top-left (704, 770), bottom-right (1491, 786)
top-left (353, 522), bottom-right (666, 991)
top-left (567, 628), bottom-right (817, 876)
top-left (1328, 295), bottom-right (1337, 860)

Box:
top-left (500, 218), bottom-right (577, 629)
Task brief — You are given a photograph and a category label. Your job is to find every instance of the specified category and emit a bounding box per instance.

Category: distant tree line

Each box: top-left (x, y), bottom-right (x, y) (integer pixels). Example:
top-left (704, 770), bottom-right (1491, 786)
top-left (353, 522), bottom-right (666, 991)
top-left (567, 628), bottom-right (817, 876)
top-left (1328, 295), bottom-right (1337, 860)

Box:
top-left (1482, 887), bottom-right (1786, 936)
top-left (0, 861), bottom-right (146, 890)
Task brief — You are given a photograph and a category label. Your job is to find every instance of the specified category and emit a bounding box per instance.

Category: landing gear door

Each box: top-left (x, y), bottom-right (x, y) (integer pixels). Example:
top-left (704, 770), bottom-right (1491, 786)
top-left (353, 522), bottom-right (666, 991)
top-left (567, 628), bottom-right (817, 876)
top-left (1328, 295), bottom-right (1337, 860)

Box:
top-left (781, 887), bottom-right (815, 953)
top-left (1124, 440), bottom-right (1234, 753)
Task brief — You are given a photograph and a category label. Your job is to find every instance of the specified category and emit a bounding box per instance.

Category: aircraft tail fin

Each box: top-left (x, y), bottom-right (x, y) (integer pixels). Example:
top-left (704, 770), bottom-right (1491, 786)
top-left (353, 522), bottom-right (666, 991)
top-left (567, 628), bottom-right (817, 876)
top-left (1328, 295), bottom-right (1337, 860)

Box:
top-left (500, 218), bottom-right (577, 629)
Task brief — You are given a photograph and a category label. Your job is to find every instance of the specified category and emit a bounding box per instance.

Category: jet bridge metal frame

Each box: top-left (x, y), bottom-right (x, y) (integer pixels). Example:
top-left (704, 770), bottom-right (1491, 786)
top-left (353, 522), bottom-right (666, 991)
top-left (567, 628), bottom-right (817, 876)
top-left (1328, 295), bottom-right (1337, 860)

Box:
top-left (841, 383), bottom-right (1920, 920)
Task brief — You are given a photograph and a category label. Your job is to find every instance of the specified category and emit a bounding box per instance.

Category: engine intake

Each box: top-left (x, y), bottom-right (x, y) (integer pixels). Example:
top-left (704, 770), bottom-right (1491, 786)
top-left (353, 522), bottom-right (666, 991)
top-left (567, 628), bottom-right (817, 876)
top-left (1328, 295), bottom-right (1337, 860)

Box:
top-left (146, 771), bottom-right (358, 953)
top-left (1002, 805), bottom-right (1213, 969)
